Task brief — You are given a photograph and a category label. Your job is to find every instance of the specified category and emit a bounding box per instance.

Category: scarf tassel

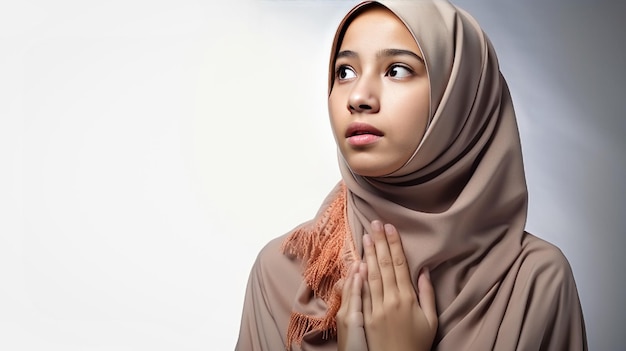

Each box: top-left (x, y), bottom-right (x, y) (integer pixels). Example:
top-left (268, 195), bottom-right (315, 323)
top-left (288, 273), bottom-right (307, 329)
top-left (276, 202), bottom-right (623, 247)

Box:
top-left (281, 183), bottom-right (355, 349)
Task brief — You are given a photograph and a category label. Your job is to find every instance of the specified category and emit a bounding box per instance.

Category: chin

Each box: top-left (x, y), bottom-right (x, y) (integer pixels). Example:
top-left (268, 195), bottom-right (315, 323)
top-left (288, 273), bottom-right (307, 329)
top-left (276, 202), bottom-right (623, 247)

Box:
top-left (342, 150), bottom-right (405, 178)
top-left (347, 163), bottom-right (396, 178)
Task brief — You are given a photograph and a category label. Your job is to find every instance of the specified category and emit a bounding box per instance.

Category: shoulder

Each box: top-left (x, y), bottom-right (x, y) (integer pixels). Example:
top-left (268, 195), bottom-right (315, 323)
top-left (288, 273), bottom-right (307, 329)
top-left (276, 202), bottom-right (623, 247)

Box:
top-left (249, 232), bottom-right (305, 299)
top-left (497, 233), bottom-right (587, 350)
top-left (514, 232), bottom-right (580, 304)
top-left (253, 233), bottom-right (300, 276)
top-left (243, 232), bottom-right (306, 328)
top-left (256, 234), bottom-right (289, 265)
top-left (501, 235), bottom-right (587, 349)
top-left (518, 232), bottom-right (574, 281)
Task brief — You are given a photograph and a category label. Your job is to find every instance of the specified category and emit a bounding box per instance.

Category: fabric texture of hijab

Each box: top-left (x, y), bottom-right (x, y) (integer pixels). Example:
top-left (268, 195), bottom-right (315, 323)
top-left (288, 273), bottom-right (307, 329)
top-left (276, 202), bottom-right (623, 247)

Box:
top-left (236, 0), bottom-right (587, 350)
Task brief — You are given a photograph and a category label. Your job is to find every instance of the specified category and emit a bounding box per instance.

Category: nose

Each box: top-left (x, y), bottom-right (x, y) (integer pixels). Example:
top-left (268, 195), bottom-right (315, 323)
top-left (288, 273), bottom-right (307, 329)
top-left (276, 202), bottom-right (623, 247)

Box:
top-left (348, 76), bottom-right (380, 114)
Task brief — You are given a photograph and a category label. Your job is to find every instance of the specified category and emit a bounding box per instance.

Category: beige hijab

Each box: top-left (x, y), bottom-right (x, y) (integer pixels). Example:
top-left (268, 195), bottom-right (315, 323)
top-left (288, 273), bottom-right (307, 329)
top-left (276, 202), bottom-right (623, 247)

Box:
top-left (237, 0), bottom-right (587, 350)
top-left (335, 0), bottom-right (529, 318)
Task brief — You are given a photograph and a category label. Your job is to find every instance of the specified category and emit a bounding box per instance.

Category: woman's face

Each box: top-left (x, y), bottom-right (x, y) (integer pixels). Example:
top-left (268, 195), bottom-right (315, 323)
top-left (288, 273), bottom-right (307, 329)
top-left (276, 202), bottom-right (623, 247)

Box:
top-left (329, 6), bottom-right (430, 177)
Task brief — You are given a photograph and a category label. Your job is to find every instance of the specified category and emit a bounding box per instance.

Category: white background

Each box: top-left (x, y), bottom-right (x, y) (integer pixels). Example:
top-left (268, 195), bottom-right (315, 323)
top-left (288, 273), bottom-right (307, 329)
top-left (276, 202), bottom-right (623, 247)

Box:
top-left (1, 0), bottom-right (624, 350)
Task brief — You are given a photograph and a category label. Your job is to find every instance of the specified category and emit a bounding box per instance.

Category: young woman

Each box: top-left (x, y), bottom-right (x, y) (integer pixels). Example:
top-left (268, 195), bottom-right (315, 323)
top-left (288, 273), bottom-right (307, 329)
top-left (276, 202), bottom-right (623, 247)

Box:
top-left (236, 1), bottom-right (587, 350)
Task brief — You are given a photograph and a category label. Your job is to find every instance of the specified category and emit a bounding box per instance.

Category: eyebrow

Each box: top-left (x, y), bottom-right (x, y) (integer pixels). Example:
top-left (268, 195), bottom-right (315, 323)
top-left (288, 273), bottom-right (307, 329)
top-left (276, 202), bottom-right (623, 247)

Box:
top-left (336, 48), bottom-right (424, 64)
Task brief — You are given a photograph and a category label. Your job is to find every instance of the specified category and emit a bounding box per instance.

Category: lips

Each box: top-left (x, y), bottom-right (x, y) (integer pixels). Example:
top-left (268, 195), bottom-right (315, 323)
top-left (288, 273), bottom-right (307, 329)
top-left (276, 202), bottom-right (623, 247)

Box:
top-left (345, 122), bottom-right (384, 146)
top-left (345, 122), bottom-right (384, 138)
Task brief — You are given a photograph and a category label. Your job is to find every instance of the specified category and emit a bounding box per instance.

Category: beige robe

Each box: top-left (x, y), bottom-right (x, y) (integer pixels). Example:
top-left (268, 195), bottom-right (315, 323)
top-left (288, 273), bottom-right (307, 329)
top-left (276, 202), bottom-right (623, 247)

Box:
top-left (236, 231), bottom-right (586, 350)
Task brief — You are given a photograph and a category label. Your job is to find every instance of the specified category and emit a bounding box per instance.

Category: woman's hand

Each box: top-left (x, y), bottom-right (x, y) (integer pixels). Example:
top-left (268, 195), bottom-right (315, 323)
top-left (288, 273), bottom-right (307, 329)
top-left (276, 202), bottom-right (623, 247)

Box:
top-left (337, 262), bottom-right (368, 351)
top-left (361, 221), bottom-right (438, 351)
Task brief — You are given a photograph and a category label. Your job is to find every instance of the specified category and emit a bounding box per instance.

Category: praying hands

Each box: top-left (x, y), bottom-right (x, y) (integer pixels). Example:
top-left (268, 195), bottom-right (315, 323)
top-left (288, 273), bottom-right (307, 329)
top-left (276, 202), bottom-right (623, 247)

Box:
top-left (337, 220), bottom-right (438, 351)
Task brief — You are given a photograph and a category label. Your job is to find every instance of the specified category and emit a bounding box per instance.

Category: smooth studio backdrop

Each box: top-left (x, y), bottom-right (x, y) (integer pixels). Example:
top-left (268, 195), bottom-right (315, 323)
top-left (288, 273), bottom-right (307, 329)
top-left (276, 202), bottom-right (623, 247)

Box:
top-left (1, 0), bottom-right (624, 350)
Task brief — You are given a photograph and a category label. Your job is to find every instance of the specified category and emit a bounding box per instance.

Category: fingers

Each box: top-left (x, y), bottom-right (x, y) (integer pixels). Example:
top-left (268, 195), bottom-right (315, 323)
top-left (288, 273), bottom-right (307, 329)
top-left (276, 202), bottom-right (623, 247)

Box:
top-left (339, 262), bottom-right (368, 317)
top-left (339, 262), bottom-right (359, 318)
top-left (363, 231), bottom-right (383, 307)
top-left (360, 262), bottom-right (373, 320)
top-left (337, 262), bottom-right (368, 351)
top-left (371, 221), bottom-right (399, 290)
top-left (364, 220), bottom-right (397, 305)
top-left (383, 223), bottom-right (413, 292)
top-left (365, 221), bottom-right (415, 300)
top-left (417, 268), bottom-right (438, 331)
top-left (349, 268), bottom-right (364, 326)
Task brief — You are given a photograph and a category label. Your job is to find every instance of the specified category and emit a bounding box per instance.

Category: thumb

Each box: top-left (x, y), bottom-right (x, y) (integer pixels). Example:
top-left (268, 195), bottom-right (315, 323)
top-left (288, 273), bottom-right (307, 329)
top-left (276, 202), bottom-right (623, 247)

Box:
top-left (417, 268), bottom-right (438, 331)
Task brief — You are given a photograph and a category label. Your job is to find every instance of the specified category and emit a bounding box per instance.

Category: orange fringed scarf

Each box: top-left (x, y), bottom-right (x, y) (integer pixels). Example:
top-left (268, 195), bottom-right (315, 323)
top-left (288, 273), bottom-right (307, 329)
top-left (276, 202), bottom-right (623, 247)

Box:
top-left (281, 183), bottom-right (357, 350)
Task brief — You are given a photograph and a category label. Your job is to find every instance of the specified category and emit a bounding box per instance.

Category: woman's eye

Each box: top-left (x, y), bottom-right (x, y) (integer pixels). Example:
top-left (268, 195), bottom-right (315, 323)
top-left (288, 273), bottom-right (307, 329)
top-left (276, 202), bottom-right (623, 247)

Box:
top-left (336, 66), bottom-right (357, 80)
top-left (387, 65), bottom-right (413, 79)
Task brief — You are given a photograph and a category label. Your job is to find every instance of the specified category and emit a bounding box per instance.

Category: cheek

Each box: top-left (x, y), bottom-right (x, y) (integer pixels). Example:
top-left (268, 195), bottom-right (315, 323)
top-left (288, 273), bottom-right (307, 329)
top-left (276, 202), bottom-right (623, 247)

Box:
top-left (392, 99), bottom-right (429, 148)
top-left (404, 87), bottom-right (430, 129)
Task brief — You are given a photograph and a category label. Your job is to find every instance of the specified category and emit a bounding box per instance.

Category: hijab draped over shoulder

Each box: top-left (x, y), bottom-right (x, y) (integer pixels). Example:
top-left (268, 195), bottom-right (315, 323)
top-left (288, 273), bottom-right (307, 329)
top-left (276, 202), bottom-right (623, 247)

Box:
top-left (236, 1), bottom-right (587, 350)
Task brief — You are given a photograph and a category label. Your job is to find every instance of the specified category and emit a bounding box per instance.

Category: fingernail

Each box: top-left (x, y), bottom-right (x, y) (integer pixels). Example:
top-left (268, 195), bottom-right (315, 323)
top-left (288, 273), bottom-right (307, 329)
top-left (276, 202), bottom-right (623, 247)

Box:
top-left (371, 220), bottom-right (383, 232)
top-left (424, 268), bottom-right (431, 280)
top-left (363, 234), bottom-right (372, 247)
top-left (384, 223), bottom-right (394, 236)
